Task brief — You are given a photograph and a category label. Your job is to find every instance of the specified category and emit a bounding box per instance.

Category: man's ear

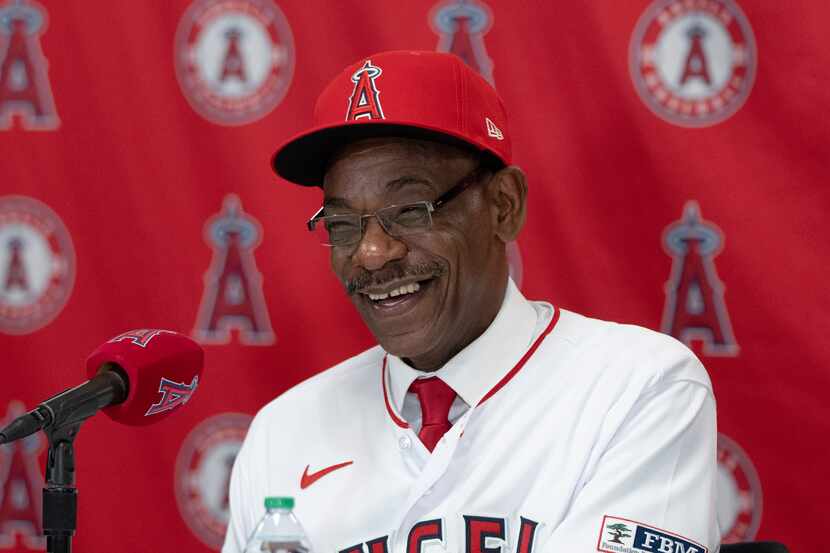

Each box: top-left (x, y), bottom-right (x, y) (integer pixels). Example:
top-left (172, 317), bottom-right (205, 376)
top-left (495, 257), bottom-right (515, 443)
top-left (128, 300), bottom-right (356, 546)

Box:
top-left (487, 165), bottom-right (528, 243)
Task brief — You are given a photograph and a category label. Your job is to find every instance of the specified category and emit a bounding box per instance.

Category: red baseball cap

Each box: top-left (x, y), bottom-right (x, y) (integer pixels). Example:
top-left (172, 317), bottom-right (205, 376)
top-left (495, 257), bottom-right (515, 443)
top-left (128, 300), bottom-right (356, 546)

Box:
top-left (272, 50), bottom-right (511, 187)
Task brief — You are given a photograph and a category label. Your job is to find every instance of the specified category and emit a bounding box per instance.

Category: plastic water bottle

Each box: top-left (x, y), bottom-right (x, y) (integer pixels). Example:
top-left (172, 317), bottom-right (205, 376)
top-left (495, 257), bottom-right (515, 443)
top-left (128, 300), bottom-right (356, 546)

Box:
top-left (244, 496), bottom-right (313, 553)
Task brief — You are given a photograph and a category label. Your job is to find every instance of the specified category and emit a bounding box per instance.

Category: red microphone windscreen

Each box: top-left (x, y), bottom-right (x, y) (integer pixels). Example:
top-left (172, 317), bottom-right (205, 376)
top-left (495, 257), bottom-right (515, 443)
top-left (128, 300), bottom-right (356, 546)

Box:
top-left (86, 329), bottom-right (204, 426)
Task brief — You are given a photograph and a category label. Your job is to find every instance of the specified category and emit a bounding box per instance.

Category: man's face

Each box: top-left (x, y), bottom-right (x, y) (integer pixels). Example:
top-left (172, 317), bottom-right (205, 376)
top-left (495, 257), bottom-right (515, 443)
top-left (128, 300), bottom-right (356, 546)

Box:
top-left (322, 137), bottom-right (507, 370)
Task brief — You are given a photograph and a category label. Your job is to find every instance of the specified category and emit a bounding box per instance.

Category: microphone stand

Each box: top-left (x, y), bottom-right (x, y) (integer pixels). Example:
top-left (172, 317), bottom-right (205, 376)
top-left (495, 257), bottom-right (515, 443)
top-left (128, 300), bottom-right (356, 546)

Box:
top-left (31, 369), bottom-right (126, 552)
top-left (43, 422), bottom-right (81, 553)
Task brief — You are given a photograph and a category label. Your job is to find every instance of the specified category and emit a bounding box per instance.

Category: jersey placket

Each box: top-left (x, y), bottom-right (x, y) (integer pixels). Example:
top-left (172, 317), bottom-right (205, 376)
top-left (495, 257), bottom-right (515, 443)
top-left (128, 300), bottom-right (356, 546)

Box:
top-left (382, 362), bottom-right (478, 549)
top-left (393, 412), bottom-right (476, 550)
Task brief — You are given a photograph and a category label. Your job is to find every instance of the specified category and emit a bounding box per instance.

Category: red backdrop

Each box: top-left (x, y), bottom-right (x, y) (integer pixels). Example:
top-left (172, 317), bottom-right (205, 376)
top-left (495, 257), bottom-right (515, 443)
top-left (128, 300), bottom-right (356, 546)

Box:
top-left (0, 0), bottom-right (826, 551)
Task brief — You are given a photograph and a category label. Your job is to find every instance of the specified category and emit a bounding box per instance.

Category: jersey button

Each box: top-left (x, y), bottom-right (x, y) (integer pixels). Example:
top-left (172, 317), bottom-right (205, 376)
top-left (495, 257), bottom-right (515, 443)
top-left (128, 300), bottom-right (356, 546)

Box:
top-left (398, 436), bottom-right (412, 450)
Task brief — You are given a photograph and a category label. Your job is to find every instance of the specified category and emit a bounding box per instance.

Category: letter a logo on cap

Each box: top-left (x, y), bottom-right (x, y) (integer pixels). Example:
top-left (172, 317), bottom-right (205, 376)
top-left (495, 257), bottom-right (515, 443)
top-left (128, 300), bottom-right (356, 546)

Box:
top-left (346, 60), bottom-right (385, 121)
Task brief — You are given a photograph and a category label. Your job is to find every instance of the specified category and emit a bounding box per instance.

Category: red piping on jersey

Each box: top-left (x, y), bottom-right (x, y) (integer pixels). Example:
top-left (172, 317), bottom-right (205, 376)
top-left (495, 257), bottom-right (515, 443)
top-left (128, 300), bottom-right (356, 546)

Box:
top-left (477, 306), bottom-right (560, 406)
top-left (382, 356), bottom-right (410, 428)
top-left (381, 306), bottom-right (560, 426)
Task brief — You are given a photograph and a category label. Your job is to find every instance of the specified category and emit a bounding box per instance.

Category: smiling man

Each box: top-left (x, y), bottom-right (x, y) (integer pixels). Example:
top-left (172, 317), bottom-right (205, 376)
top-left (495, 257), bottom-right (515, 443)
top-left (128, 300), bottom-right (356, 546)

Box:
top-left (223, 51), bottom-right (719, 553)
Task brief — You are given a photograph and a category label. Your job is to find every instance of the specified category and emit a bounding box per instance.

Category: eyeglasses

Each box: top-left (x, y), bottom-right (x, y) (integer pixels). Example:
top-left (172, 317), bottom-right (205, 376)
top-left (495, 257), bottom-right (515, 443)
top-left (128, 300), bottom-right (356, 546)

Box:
top-left (307, 167), bottom-right (486, 248)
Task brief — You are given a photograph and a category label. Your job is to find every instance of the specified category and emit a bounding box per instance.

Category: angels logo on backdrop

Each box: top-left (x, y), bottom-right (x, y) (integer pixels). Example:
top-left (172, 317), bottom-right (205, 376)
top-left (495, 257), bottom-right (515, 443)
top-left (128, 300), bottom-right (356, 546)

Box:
top-left (175, 0), bottom-right (295, 126)
top-left (717, 433), bottom-right (762, 543)
top-left (630, 0), bottom-right (757, 127)
top-left (0, 401), bottom-right (45, 550)
top-left (193, 194), bottom-right (275, 345)
top-left (0, 0), bottom-right (59, 131)
top-left (176, 413), bottom-right (252, 551)
top-left (429, 0), bottom-right (523, 286)
top-left (0, 196), bottom-right (75, 335)
top-left (661, 201), bottom-right (738, 356)
top-left (430, 0), bottom-right (495, 85)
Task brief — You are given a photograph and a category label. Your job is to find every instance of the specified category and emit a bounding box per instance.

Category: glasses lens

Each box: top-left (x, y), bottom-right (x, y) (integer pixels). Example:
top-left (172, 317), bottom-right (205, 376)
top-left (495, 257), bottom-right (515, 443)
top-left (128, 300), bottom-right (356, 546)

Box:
top-left (379, 203), bottom-right (432, 236)
top-left (311, 215), bottom-right (361, 246)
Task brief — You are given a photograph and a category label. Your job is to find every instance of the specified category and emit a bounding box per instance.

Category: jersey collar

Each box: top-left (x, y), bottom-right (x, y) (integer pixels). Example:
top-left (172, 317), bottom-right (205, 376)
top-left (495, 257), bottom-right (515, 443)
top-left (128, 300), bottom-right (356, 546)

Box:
top-left (385, 278), bottom-right (539, 415)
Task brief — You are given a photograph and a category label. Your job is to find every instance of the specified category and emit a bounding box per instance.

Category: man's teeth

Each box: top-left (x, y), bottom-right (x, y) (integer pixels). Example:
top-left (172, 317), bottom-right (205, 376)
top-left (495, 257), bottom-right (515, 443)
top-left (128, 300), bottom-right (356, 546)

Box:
top-left (368, 282), bottom-right (421, 301)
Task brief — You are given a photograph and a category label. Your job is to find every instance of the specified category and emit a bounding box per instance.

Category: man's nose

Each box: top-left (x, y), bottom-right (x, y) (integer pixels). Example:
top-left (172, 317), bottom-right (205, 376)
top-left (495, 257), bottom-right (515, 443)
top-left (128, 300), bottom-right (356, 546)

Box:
top-left (351, 217), bottom-right (407, 271)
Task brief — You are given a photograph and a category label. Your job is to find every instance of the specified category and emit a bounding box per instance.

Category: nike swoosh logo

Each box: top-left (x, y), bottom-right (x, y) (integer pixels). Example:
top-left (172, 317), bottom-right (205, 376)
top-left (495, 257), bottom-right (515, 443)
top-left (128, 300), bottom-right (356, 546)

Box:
top-left (300, 461), bottom-right (353, 490)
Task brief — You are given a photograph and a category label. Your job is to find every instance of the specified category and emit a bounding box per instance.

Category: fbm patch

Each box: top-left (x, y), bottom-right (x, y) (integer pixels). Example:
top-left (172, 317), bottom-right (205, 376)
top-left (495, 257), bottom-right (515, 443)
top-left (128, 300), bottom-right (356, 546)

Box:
top-left (597, 516), bottom-right (708, 553)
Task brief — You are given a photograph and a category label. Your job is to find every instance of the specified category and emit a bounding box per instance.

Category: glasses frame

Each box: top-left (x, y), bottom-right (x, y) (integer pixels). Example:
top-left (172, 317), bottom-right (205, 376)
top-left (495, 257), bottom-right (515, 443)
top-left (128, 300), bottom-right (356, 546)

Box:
top-left (306, 167), bottom-right (487, 248)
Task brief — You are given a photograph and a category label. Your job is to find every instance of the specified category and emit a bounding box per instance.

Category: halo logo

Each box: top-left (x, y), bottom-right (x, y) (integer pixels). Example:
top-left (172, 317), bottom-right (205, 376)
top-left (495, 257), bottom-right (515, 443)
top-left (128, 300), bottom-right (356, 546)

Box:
top-left (630, 0), bottom-right (756, 127)
top-left (346, 60), bottom-right (384, 121)
top-left (175, 413), bottom-right (252, 550)
top-left (0, 401), bottom-right (45, 549)
top-left (430, 0), bottom-right (494, 85)
top-left (717, 433), bottom-right (762, 542)
top-left (193, 194), bottom-right (275, 345)
top-left (109, 328), bottom-right (173, 348)
top-left (0, 0), bottom-right (59, 130)
top-left (0, 195), bottom-right (75, 335)
top-left (145, 376), bottom-right (199, 417)
top-left (660, 201), bottom-right (738, 356)
top-left (175, 0), bottom-right (295, 125)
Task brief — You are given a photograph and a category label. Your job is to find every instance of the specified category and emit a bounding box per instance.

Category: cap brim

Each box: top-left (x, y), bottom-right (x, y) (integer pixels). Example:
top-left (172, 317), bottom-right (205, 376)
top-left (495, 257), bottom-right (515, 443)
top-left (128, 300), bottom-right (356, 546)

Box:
top-left (272, 120), bottom-right (497, 187)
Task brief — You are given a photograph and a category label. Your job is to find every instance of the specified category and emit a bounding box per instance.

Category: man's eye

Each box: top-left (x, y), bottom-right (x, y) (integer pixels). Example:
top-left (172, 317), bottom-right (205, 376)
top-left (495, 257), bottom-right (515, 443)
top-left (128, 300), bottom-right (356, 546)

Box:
top-left (394, 205), bottom-right (428, 226)
top-left (325, 219), bottom-right (359, 233)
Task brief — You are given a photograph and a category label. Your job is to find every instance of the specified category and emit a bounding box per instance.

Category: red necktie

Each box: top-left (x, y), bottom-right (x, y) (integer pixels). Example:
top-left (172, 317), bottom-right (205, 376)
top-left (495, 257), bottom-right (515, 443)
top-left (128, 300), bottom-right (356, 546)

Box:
top-left (409, 377), bottom-right (457, 452)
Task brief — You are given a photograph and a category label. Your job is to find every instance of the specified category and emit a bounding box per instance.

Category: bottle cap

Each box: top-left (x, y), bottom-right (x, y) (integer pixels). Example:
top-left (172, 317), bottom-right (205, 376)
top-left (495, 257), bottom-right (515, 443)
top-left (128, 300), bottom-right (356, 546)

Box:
top-left (264, 496), bottom-right (294, 510)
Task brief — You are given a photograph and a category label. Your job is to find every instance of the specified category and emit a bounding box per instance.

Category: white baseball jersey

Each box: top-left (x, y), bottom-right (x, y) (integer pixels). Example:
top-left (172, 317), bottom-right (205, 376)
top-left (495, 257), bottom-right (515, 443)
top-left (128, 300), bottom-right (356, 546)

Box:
top-left (223, 279), bottom-right (719, 553)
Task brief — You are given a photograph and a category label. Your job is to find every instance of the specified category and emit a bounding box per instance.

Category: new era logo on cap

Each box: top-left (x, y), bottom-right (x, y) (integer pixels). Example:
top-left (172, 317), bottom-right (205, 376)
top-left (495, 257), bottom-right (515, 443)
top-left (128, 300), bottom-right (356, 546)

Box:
top-left (486, 117), bottom-right (503, 140)
top-left (272, 50), bottom-right (512, 186)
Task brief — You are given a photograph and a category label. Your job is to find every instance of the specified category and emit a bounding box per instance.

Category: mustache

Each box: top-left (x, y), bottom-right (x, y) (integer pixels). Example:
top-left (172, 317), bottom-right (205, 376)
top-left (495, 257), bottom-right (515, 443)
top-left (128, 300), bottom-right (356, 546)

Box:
top-left (345, 261), bottom-right (447, 295)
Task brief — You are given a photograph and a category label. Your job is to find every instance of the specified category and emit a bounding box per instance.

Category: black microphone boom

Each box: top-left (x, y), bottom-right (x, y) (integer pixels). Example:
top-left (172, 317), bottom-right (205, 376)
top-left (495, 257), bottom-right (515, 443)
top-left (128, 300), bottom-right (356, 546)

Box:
top-left (0, 364), bottom-right (128, 445)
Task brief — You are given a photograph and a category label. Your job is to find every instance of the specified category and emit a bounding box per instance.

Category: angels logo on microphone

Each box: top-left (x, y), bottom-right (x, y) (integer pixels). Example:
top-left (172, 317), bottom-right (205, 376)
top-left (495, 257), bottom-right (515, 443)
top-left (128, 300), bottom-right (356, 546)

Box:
top-left (176, 413), bottom-right (252, 550)
top-left (0, 401), bottom-right (45, 549)
top-left (0, 195), bottom-right (76, 335)
top-left (0, 0), bottom-right (60, 131)
top-left (145, 376), bottom-right (199, 417)
top-left (193, 194), bottom-right (275, 346)
top-left (629, 0), bottom-right (757, 127)
top-left (717, 433), bottom-right (762, 543)
top-left (661, 201), bottom-right (738, 357)
top-left (109, 328), bottom-right (172, 348)
top-left (174, 0), bottom-right (295, 126)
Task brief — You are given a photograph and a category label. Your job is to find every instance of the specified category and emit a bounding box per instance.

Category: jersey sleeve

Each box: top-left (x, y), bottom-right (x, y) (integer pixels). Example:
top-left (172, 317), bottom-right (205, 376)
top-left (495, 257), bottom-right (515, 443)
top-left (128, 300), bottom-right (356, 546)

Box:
top-left (540, 360), bottom-right (719, 552)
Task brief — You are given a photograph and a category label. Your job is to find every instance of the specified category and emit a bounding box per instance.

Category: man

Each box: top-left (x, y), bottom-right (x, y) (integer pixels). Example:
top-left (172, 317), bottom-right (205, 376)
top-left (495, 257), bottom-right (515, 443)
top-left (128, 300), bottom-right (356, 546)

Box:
top-left (223, 51), bottom-right (718, 553)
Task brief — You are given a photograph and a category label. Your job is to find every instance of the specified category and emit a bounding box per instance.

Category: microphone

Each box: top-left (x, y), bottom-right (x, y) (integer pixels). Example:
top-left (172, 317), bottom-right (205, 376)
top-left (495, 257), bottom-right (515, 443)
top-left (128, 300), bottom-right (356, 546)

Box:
top-left (0, 329), bottom-right (203, 444)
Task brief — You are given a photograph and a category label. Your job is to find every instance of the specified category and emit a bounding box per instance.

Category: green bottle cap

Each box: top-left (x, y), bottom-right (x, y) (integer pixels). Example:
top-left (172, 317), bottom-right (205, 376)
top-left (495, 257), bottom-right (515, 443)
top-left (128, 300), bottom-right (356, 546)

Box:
top-left (264, 496), bottom-right (294, 510)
